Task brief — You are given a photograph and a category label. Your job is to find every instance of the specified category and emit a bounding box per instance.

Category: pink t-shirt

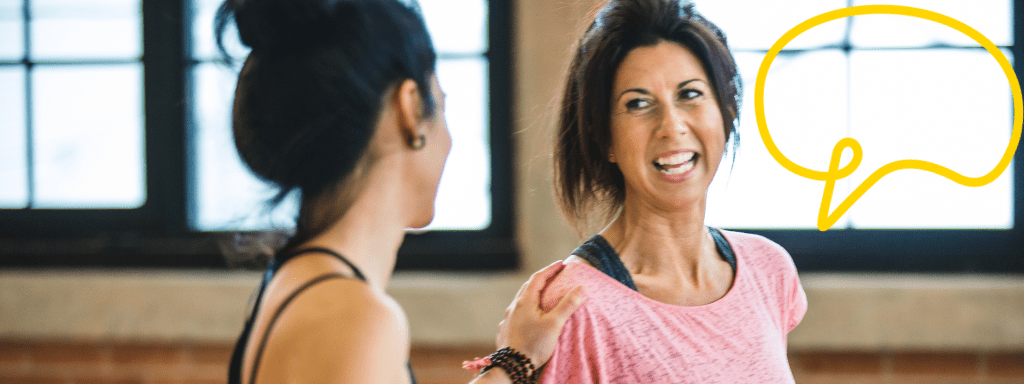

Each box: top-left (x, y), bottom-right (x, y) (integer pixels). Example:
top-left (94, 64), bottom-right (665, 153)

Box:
top-left (539, 230), bottom-right (807, 384)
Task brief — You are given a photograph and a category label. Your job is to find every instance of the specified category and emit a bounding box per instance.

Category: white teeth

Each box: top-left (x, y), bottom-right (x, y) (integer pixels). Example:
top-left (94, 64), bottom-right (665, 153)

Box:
top-left (654, 152), bottom-right (695, 166)
top-left (658, 160), bottom-right (696, 175)
top-left (653, 152), bottom-right (697, 175)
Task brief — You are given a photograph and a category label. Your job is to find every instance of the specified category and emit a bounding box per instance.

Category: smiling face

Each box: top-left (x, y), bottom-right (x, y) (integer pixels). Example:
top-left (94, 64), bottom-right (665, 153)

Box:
top-left (609, 40), bottom-right (726, 211)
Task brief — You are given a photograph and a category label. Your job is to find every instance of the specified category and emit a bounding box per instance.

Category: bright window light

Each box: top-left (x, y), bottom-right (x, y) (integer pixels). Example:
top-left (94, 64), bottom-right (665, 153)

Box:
top-left (698, 0), bottom-right (1013, 230)
top-left (189, 0), bottom-right (493, 231)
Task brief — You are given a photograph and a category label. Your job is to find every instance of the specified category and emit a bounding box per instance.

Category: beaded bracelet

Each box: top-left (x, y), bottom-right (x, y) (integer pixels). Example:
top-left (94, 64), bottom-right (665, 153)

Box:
top-left (462, 346), bottom-right (538, 384)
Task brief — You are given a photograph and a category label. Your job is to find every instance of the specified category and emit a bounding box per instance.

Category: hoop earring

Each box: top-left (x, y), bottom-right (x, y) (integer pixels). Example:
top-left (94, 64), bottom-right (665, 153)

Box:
top-left (410, 133), bottom-right (427, 150)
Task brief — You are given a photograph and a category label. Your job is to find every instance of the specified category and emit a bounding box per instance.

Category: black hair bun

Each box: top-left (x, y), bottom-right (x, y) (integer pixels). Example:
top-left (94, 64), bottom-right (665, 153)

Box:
top-left (214, 0), bottom-right (437, 247)
top-left (221, 0), bottom-right (359, 51)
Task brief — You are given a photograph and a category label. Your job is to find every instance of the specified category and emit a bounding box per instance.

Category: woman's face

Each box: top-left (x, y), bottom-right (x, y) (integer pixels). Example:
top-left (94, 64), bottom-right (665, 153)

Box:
top-left (410, 76), bottom-right (452, 228)
top-left (608, 40), bottom-right (726, 211)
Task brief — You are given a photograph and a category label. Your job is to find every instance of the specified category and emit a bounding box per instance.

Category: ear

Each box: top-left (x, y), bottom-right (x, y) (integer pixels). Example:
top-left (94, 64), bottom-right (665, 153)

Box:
top-left (608, 150), bottom-right (617, 163)
top-left (395, 79), bottom-right (424, 141)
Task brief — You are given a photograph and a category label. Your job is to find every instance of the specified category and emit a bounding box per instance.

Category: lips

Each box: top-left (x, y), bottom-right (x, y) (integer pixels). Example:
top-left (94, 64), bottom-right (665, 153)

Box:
top-left (653, 151), bottom-right (698, 176)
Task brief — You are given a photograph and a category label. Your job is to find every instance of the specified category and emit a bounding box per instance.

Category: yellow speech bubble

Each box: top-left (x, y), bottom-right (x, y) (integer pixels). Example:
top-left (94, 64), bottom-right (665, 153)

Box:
top-left (754, 4), bottom-right (1023, 231)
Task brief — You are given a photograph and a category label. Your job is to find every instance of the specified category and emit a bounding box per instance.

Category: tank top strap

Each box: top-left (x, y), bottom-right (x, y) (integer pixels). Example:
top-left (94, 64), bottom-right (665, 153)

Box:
top-left (229, 247), bottom-right (369, 384)
top-left (228, 267), bottom-right (273, 384)
top-left (274, 246), bottom-right (368, 282)
top-left (572, 234), bottom-right (639, 291)
top-left (572, 227), bottom-right (738, 291)
top-left (708, 227), bottom-right (737, 276)
top-left (247, 272), bottom-right (353, 384)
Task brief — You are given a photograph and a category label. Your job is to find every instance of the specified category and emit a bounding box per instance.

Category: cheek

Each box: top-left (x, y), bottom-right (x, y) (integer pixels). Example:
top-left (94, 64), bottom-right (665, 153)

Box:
top-left (609, 118), bottom-right (646, 163)
top-left (701, 108), bottom-right (727, 157)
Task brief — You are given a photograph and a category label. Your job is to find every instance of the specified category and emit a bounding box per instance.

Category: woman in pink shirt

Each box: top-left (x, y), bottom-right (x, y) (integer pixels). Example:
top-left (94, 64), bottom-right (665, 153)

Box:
top-left (536, 0), bottom-right (808, 382)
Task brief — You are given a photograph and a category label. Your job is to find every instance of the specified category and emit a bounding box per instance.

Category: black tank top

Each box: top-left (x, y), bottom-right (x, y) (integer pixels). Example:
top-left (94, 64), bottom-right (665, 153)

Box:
top-left (227, 247), bottom-right (417, 384)
top-left (571, 227), bottom-right (737, 291)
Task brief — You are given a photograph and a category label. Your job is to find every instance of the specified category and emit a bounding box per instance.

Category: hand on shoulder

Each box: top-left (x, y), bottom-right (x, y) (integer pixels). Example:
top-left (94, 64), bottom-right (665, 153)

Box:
top-left (493, 261), bottom-right (587, 370)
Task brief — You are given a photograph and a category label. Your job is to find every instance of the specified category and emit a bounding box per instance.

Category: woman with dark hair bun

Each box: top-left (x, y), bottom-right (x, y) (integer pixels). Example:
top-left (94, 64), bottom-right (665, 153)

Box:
top-left (535, 0), bottom-right (807, 382)
top-left (216, 0), bottom-right (586, 383)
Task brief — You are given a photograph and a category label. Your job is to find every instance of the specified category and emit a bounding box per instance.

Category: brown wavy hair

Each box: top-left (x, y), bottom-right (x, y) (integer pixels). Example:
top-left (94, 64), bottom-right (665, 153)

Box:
top-left (554, 0), bottom-right (741, 235)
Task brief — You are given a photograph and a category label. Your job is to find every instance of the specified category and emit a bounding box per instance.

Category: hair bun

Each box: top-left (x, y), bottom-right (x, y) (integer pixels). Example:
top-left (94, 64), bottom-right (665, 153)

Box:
top-left (221, 0), bottom-right (356, 51)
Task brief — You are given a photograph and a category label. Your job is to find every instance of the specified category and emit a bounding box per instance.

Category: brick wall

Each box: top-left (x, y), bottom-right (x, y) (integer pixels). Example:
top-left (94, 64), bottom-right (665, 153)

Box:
top-left (788, 351), bottom-right (1024, 384)
top-left (0, 341), bottom-right (1021, 384)
top-left (0, 340), bottom-right (231, 384)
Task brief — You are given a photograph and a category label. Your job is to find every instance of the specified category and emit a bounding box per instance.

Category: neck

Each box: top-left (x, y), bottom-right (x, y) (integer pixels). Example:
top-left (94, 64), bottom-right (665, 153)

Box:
top-left (298, 158), bottom-right (409, 291)
top-left (601, 192), bottom-right (714, 282)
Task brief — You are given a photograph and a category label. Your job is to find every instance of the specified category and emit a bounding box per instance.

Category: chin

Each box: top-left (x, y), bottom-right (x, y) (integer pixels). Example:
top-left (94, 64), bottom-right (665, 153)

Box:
top-left (658, 189), bottom-right (708, 210)
top-left (407, 210), bottom-right (436, 230)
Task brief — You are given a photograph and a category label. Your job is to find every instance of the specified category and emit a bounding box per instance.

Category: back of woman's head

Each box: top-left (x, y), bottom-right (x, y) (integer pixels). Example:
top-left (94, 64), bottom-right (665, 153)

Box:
top-left (555, 0), bottom-right (741, 235)
top-left (215, 0), bottom-right (436, 248)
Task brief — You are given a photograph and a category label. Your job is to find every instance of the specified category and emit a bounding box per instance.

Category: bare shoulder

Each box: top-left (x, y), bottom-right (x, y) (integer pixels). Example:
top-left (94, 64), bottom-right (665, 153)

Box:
top-left (260, 279), bottom-right (410, 383)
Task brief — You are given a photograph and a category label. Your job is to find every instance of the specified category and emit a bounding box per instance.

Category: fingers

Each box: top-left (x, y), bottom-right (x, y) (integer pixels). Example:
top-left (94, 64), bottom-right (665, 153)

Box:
top-left (513, 262), bottom-right (558, 299)
top-left (548, 285), bottom-right (586, 327)
top-left (522, 260), bottom-right (566, 301)
top-left (495, 319), bottom-right (505, 348)
top-left (513, 279), bottom-right (529, 300)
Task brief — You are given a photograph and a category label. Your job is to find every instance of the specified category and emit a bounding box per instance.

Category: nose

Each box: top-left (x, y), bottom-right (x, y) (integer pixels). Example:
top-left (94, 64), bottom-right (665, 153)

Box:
top-left (655, 104), bottom-right (690, 138)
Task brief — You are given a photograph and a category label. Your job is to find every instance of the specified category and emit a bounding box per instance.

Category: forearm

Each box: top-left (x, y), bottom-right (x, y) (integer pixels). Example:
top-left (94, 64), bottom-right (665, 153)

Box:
top-left (467, 368), bottom-right (513, 384)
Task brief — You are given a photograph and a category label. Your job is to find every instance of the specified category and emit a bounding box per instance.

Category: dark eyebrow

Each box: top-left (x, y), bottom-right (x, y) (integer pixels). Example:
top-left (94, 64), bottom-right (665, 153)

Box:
top-left (616, 79), bottom-right (706, 102)
top-left (676, 79), bottom-right (703, 89)
top-left (617, 88), bottom-right (650, 103)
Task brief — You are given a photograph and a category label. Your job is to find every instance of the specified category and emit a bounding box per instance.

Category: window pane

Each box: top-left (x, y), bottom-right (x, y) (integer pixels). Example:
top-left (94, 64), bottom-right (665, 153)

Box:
top-left (419, 0), bottom-right (486, 54)
top-left (847, 49), bottom-right (1013, 228)
top-left (190, 0), bottom-right (249, 61)
top-left (707, 50), bottom-right (850, 229)
top-left (0, 66), bottom-right (27, 208)
top-left (190, 58), bottom-right (493, 231)
top-left (190, 63), bottom-right (296, 231)
top-left (426, 58), bottom-right (490, 230)
top-left (190, 0), bottom-right (486, 59)
top-left (850, 0), bottom-right (1012, 48)
top-left (32, 65), bottom-right (145, 208)
top-left (189, 1), bottom-right (494, 231)
top-left (692, 0), bottom-right (848, 51)
top-left (0, 0), bottom-right (23, 60)
top-left (30, 0), bottom-right (140, 61)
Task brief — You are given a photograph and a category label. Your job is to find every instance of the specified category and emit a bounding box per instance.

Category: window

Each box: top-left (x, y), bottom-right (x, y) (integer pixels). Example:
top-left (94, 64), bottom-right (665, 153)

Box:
top-left (0, 0), bottom-right (145, 211)
top-left (695, 0), bottom-right (1022, 271)
top-left (189, 0), bottom-right (494, 232)
top-left (0, 0), bottom-right (517, 270)
top-left (1, 0), bottom-right (145, 210)
top-left (1, 0), bottom-right (1018, 272)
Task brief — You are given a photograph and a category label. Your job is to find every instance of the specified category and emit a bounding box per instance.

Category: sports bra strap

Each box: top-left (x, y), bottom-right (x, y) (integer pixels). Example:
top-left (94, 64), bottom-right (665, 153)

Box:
top-left (708, 227), bottom-right (737, 277)
top-left (230, 247), bottom-right (370, 384)
top-left (275, 247), bottom-right (368, 282)
top-left (571, 227), bottom-right (737, 291)
top-left (247, 272), bottom-right (352, 384)
top-left (574, 235), bottom-right (639, 291)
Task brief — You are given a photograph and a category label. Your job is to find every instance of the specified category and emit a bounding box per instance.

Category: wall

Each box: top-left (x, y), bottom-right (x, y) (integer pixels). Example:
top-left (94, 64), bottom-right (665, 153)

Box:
top-left (1, 0), bottom-right (1022, 383)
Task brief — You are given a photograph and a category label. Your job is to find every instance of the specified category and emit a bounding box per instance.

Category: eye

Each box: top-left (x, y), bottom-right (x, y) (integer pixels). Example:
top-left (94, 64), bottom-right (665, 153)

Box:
top-left (625, 98), bottom-right (651, 110)
top-left (679, 89), bottom-right (703, 100)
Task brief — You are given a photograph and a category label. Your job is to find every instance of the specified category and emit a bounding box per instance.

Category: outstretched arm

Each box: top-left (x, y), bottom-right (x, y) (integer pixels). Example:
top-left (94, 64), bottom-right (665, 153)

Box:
top-left (468, 261), bottom-right (586, 384)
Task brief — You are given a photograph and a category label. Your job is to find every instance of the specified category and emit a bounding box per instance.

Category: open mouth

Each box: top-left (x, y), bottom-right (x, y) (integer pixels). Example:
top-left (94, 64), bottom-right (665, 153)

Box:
top-left (653, 152), bottom-right (698, 176)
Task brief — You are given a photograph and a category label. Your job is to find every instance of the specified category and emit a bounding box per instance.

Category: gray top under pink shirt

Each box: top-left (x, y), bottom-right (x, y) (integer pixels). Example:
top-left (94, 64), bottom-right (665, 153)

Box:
top-left (538, 229), bottom-right (807, 384)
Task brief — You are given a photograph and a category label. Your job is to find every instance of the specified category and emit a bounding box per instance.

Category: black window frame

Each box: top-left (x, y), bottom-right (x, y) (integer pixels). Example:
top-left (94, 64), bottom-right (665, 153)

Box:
top-left (0, 0), bottom-right (519, 270)
top-left (731, 0), bottom-right (1024, 273)
top-left (0, 0), bottom-right (1020, 273)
